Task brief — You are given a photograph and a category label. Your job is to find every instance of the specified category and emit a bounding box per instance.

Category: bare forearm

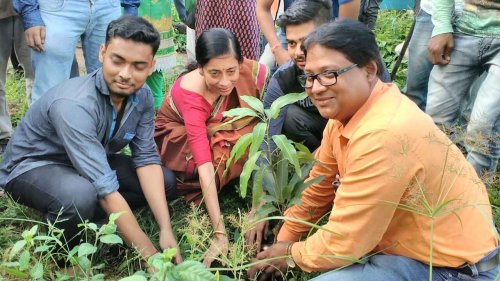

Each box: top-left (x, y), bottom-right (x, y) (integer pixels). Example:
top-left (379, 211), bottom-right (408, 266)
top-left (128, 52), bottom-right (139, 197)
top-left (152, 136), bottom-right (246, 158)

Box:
top-left (198, 163), bottom-right (225, 232)
top-left (339, 0), bottom-right (361, 19)
top-left (256, 0), bottom-right (281, 48)
top-left (99, 192), bottom-right (157, 258)
top-left (136, 164), bottom-right (173, 231)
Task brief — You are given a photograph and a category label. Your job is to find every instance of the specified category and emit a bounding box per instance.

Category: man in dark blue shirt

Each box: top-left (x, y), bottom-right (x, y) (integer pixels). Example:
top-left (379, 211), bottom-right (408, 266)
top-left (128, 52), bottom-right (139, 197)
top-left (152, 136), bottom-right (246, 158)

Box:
top-left (0, 16), bottom-right (182, 265)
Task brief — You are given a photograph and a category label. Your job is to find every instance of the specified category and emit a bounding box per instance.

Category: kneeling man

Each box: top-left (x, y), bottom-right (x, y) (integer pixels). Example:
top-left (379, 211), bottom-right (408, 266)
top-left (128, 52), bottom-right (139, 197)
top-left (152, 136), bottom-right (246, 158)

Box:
top-left (0, 16), bottom-right (181, 263)
top-left (249, 20), bottom-right (499, 281)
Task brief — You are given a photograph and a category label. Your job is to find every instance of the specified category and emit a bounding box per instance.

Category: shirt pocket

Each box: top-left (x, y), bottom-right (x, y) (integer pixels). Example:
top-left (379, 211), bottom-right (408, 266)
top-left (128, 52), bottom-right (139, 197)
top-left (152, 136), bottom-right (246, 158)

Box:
top-left (38, 0), bottom-right (65, 12)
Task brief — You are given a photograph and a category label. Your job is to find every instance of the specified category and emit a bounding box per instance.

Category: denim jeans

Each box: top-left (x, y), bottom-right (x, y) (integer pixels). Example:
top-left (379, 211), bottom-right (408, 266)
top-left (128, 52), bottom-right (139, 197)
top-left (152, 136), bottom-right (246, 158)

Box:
top-left (426, 33), bottom-right (500, 175)
top-left (31, 0), bottom-right (121, 103)
top-left (4, 154), bottom-right (177, 250)
top-left (312, 249), bottom-right (500, 281)
top-left (0, 16), bottom-right (34, 138)
top-left (405, 9), bottom-right (433, 111)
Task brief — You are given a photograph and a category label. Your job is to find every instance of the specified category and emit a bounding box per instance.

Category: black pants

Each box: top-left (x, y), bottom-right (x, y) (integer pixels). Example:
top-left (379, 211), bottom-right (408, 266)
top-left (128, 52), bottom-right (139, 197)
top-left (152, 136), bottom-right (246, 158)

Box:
top-left (282, 104), bottom-right (328, 152)
top-left (5, 154), bottom-right (177, 250)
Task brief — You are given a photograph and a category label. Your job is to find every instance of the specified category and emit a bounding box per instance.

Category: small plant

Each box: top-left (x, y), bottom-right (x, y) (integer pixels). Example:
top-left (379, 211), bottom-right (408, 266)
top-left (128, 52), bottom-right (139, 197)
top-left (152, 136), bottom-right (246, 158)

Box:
top-left (223, 93), bottom-right (324, 233)
top-left (1, 212), bottom-right (126, 280)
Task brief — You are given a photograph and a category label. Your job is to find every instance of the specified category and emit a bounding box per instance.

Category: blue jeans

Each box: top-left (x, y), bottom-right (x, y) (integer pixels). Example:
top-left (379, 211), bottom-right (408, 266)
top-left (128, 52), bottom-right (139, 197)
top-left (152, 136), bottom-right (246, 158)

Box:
top-left (426, 33), bottom-right (500, 175)
top-left (405, 9), bottom-right (433, 111)
top-left (312, 249), bottom-right (500, 281)
top-left (31, 0), bottom-right (121, 103)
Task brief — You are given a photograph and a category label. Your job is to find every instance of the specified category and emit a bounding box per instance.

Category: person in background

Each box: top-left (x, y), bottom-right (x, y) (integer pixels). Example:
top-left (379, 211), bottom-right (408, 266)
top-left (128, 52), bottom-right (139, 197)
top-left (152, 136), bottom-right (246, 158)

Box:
top-left (248, 19), bottom-right (498, 281)
top-left (195, 0), bottom-right (261, 60)
top-left (139, 0), bottom-right (177, 110)
top-left (13, 0), bottom-right (139, 104)
top-left (426, 0), bottom-right (500, 176)
top-left (154, 28), bottom-right (269, 267)
top-left (1, 1), bottom-right (34, 153)
top-left (0, 16), bottom-right (182, 267)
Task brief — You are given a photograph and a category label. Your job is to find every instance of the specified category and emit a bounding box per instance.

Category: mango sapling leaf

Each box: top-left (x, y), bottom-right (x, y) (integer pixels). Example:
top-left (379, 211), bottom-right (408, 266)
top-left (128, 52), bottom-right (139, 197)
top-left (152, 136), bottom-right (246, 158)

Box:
top-left (239, 151), bottom-right (262, 198)
top-left (241, 95), bottom-right (264, 115)
top-left (268, 92), bottom-right (307, 119)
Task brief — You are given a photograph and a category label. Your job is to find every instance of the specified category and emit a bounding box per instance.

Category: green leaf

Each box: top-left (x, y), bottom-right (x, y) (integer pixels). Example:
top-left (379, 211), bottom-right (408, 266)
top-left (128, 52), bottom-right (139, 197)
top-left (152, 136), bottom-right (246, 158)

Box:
top-left (163, 248), bottom-right (178, 261)
top-left (86, 223), bottom-right (98, 231)
top-left (252, 168), bottom-right (264, 208)
top-left (272, 134), bottom-right (302, 178)
top-left (119, 276), bottom-right (148, 281)
top-left (18, 250), bottom-right (30, 271)
top-left (34, 245), bottom-right (50, 253)
top-left (10, 240), bottom-right (26, 259)
top-left (100, 234), bottom-right (123, 245)
top-left (78, 242), bottom-right (97, 257)
top-left (249, 123), bottom-right (266, 156)
top-left (256, 204), bottom-right (278, 218)
top-left (30, 262), bottom-right (43, 279)
top-left (239, 151), bottom-right (262, 198)
top-left (275, 154), bottom-right (289, 202)
top-left (0, 265), bottom-right (28, 278)
top-left (99, 224), bottom-right (117, 235)
top-left (241, 95), bottom-right (264, 115)
top-left (288, 160), bottom-right (316, 189)
top-left (268, 92), bottom-right (307, 119)
top-left (222, 108), bottom-right (258, 119)
top-left (109, 212), bottom-right (125, 224)
top-left (261, 166), bottom-right (277, 199)
top-left (91, 274), bottom-right (106, 281)
top-left (292, 175), bottom-right (325, 201)
top-left (78, 256), bottom-right (91, 270)
top-left (225, 133), bottom-right (253, 171)
top-left (175, 260), bottom-right (216, 281)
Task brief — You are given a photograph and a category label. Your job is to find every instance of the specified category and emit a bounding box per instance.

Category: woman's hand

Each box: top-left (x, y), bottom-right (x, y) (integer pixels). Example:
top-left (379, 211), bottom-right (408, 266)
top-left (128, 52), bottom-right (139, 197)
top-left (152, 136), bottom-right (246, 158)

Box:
top-left (202, 233), bottom-right (229, 267)
top-left (245, 208), bottom-right (269, 252)
top-left (159, 229), bottom-right (183, 264)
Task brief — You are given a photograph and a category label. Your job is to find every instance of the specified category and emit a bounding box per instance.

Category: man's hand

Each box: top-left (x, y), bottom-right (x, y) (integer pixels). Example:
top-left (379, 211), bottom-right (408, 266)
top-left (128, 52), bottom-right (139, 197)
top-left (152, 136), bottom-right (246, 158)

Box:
top-left (247, 241), bottom-right (291, 281)
top-left (202, 234), bottom-right (229, 267)
top-left (273, 46), bottom-right (291, 66)
top-left (159, 229), bottom-right (183, 264)
top-left (428, 33), bottom-right (454, 65)
top-left (25, 26), bottom-right (46, 52)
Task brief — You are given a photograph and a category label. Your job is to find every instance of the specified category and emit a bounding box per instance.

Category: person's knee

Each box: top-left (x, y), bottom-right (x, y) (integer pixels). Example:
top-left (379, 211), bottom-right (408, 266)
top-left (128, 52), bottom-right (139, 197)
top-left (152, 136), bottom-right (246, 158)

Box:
top-left (49, 184), bottom-right (97, 224)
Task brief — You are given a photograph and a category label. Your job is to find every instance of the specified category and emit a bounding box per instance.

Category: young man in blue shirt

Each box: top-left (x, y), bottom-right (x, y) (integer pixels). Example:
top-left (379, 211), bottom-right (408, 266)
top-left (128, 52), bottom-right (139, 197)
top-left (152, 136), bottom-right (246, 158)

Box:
top-left (0, 16), bottom-right (182, 265)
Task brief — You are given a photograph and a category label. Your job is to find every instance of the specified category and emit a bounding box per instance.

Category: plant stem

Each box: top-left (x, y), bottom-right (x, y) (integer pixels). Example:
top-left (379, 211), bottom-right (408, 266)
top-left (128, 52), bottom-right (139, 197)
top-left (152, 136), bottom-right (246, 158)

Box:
top-left (429, 218), bottom-right (434, 281)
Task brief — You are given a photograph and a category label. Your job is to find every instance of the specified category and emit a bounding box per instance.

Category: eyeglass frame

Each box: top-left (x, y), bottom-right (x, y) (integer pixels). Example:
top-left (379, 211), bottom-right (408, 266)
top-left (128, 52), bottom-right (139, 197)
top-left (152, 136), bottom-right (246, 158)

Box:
top-left (298, 63), bottom-right (358, 88)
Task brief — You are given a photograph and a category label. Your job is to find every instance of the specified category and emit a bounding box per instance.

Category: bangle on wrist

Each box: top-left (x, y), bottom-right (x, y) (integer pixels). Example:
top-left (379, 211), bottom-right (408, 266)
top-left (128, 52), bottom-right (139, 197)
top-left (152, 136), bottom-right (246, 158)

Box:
top-left (214, 230), bottom-right (227, 236)
top-left (271, 43), bottom-right (282, 53)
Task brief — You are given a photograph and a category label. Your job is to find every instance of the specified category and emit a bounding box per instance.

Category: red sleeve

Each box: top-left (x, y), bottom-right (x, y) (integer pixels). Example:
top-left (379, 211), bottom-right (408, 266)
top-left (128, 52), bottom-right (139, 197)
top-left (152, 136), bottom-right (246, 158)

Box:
top-left (171, 78), bottom-right (213, 166)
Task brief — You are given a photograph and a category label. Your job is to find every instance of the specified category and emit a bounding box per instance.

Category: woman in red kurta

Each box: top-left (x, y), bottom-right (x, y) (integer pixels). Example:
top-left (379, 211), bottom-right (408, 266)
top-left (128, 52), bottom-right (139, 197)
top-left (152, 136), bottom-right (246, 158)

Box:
top-left (154, 28), bottom-right (268, 267)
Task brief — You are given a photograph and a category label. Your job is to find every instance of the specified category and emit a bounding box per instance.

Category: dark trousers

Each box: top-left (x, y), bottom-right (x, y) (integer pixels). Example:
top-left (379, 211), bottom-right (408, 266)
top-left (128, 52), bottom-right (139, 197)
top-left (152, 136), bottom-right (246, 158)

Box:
top-left (5, 154), bottom-right (177, 250)
top-left (282, 104), bottom-right (328, 152)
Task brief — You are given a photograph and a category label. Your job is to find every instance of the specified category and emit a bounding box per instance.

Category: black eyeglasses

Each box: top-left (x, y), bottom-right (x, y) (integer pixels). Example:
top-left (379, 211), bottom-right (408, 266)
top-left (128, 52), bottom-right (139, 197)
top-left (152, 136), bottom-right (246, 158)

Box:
top-left (298, 64), bottom-right (358, 88)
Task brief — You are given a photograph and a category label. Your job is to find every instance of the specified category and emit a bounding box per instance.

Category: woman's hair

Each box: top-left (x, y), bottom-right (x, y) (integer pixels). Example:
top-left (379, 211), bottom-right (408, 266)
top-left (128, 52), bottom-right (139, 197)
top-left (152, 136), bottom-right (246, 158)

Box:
top-left (186, 28), bottom-right (243, 71)
top-left (303, 20), bottom-right (383, 77)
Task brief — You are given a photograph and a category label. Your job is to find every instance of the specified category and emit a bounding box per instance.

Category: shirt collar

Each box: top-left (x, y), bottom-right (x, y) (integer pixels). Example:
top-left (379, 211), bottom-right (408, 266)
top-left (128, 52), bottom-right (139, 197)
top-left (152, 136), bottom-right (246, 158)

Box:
top-left (341, 79), bottom-right (388, 140)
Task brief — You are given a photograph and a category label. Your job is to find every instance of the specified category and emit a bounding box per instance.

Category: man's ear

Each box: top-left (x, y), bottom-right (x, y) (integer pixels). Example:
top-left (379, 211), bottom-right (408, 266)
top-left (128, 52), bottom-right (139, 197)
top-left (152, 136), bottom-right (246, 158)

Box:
top-left (98, 44), bottom-right (106, 64)
top-left (149, 59), bottom-right (156, 75)
top-left (364, 60), bottom-right (378, 82)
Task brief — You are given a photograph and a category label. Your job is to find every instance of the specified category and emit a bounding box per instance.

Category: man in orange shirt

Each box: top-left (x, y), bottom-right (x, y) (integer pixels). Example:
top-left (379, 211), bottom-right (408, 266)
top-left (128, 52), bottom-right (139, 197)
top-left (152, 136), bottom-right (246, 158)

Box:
top-left (248, 20), bottom-right (499, 281)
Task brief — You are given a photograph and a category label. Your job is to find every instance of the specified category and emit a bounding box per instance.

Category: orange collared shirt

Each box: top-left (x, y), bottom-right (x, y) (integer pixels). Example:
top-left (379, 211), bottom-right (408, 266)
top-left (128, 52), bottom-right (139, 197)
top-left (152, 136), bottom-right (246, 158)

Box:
top-left (277, 81), bottom-right (498, 272)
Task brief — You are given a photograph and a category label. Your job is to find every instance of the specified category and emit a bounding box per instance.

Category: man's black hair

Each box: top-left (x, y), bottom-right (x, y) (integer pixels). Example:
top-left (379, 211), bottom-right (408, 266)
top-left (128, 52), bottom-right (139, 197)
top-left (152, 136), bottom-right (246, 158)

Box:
top-left (105, 15), bottom-right (160, 55)
top-left (303, 20), bottom-right (384, 77)
top-left (276, 0), bottom-right (332, 32)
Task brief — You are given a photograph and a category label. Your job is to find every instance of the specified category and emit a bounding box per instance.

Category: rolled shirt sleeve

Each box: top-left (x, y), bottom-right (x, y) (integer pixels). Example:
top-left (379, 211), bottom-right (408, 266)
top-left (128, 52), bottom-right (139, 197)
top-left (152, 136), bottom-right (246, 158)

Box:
top-left (48, 100), bottom-right (119, 198)
top-left (13, 0), bottom-right (45, 30)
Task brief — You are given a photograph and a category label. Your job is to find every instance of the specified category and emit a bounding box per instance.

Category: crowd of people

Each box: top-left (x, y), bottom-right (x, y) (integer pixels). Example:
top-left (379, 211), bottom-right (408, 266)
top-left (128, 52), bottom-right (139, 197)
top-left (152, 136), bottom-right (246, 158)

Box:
top-left (0, 0), bottom-right (498, 280)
